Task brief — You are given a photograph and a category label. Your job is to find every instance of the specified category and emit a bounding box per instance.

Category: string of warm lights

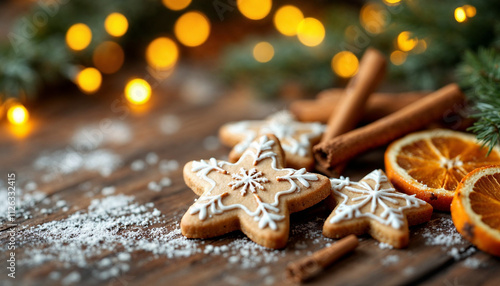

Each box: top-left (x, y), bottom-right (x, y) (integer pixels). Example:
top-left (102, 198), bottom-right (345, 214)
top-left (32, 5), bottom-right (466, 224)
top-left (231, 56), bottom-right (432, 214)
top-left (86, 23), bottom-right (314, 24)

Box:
top-left (68, 2), bottom-right (212, 108)
top-left (76, 68), bottom-right (102, 94)
top-left (70, 11), bottom-right (129, 94)
top-left (125, 78), bottom-right (152, 105)
top-left (251, 3), bottom-right (353, 78)
top-left (238, 0), bottom-right (272, 20)
top-left (7, 103), bottom-right (29, 126)
top-left (455, 5), bottom-right (476, 23)
top-left (1, 0), bottom-right (480, 130)
top-left (66, 23), bottom-right (92, 51)
top-left (253, 42), bottom-right (275, 63)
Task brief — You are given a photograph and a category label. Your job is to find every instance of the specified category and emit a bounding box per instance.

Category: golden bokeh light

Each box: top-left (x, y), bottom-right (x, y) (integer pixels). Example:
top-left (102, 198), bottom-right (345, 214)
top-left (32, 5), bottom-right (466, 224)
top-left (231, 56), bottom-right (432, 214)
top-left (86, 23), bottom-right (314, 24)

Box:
top-left (454, 7), bottom-right (467, 23)
top-left (397, 31), bottom-right (417, 52)
top-left (76, 67), bottom-right (102, 94)
top-left (390, 50), bottom-right (407, 66)
top-left (253, 42), bottom-right (274, 63)
top-left (162, 0), bottom-right (191, 11)
top-left (331, 51), bottom-right (359, 78)
top-left (413, 39), bottom-right (427, 54)
top-left (463, 5), bottom-right (476, 17)
top-left (146, 37), bottom-right (179, 70)
top-left (125, 78), bottom-right (152, 105)
top-left (383, 0), bottom-right (401, 5)
top-left (66, 23), bottom-right (92, 51)
top-left (297, 17), bottom-right (325, 47)
top-left (360, 3), bottom-right (388, 34)
top-left (273, 5), bottom-right (303, 36)
top-left (174, 11), bottom-right (211, 47)
top-left (237, 0), bottom-right (272, 20)
top-left (7, 104), bottom-right (29, 125)
top-left (93, 41), bottom-right (124, 74)
top-left (104, 13), bottom-right (129, 37)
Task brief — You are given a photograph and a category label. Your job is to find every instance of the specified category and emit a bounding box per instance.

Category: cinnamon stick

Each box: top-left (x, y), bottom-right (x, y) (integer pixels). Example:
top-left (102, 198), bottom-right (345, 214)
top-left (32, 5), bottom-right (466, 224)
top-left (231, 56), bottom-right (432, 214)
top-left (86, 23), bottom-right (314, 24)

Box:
top-left (290, 89), bottom-right (429, 123)
top-left (321, 48), bottom-right (387, 141)
top-left (286, 234), bottom-right (359, 283)
top-left (313, 83), bottom-right (465, 169)
top-left (315, 49), bottom-right (386, 177)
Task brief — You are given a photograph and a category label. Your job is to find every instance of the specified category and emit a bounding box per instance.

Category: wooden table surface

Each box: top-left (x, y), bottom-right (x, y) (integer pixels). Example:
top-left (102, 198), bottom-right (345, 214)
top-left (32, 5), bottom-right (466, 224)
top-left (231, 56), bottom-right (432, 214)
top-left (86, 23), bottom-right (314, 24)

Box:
top-left (1, 66), bottom-right (499, 286)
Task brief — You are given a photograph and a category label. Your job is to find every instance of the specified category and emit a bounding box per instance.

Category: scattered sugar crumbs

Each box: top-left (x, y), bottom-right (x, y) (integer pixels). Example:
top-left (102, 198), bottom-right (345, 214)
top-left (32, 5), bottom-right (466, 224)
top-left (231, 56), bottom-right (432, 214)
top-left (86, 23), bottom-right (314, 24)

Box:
top-left (35, 120), bottom-right (132, 181)
top-left (448, 246), bottom-right (477, 261)
top-left (0, 181), bottom-right (47, 222)
top-left (418, 217), bottom-right (468, 247)
top-left (416, 216), bottom-right (477, 261)
top-left (34, 148), bottom-right (122, 180)
top-left (6, 195), bottom-right (332, 283)
top-left (462, 257), bottom-right (484, 269)
top-left (377, 242), bottom-right (394, 250)
top-left (71, 120), bottom-right (132, 150)
top-left (381, 255), bottom-right (400, 266)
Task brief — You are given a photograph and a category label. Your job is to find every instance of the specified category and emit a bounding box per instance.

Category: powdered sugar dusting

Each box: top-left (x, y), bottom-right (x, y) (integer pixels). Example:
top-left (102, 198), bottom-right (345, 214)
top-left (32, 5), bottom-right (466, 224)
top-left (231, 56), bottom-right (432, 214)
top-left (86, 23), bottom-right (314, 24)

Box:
top-left (0, 191), bottom-right (7, 218)
top-left (34, 148), bottom-right (121, 179)
top-left (403, 266), bottom-right (415, 276)
top-left (159, 115), bottom-right (181, 134)
top-left (448, 246), bottom-right (476, 261)
top-left (419, 217), bottom-right (468, 247)
top-left (377, 242), bottom-right (394, 250)
top-left (463, 257), bottom-right (483, 269)
top-left (61, 271), bottom-right (81, 285)
top-left (71, 120), bottom-right (132, 150)
top-left (7, 196), bottom-right (333, 282)
top-left (381, 255), bottom-right (400, 266)
top-left (0, 182), bottom-right (47, 222)
top-left (34, 120), bottom-right (129, 181)
top-left (16, 195), bottom-right (163, 268)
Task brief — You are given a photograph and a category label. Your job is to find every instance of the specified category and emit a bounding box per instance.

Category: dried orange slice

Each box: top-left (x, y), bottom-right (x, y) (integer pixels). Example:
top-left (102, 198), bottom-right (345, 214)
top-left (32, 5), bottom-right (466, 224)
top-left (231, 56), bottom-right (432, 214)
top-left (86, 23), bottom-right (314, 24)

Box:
top-left (385, 129), bottom-right (500, 211)
top-left (451, 165), bottom-right (500, 256)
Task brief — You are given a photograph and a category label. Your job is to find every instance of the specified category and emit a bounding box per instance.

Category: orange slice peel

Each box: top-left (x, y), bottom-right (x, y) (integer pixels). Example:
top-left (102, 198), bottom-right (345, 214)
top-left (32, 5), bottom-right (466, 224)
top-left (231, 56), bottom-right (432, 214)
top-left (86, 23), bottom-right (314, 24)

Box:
top-left (451, 165), bottom-right (500, 256)
top-left (385, 129), bottom-right (500, 211)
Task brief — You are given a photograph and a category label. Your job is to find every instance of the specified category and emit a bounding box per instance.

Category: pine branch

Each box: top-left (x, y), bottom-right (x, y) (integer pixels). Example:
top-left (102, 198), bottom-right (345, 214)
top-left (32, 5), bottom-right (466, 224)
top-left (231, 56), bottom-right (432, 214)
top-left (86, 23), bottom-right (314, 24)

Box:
top-left (219, 0), bottom-right (500, 96)
top-left (457, 48), bottom-right (500, 154)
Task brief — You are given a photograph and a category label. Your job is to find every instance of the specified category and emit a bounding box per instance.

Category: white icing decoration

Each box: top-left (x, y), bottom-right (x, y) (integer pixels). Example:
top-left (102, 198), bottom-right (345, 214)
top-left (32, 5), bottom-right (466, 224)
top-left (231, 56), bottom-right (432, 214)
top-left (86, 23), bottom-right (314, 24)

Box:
top-left (330, 176), bottom-right (351, 191)
top-left (228, 121), bottom-right (258, 153)
top-left (228, 168), bottom-right (269, 196)
top-left (190, 193), bottom-right (228, 220)
top-left (277, 168), bottom-right (318, 188)
top-left (226, 111), bottom-right (325, 157)
top-left (191, 158), bottom-right (226, 194)
top-left (248, 136), bottom-right (276, 165)
top-left (252, 195), bottom-right (283, 230)
top-left (188, 135), bottom-right (319, 230)
top-left (268, 110), bottom-right (295, 123)
top-left (329, 170), bottom-right (427, 229)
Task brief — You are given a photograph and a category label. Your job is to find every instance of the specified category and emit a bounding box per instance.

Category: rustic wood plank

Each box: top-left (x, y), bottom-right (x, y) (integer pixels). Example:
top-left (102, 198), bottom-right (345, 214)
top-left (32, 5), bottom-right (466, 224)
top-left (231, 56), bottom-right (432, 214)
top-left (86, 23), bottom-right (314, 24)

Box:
top-left (1, 67), bottom-right (499, 286)
top-left (419, 249), bottom-right (500, 286)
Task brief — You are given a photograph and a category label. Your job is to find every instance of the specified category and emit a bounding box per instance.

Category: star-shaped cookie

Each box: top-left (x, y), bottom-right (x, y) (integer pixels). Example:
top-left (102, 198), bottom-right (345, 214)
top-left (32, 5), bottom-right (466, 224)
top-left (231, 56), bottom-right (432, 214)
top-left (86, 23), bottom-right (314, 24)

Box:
top-left (181, 134), bottom-right (331, 249)
top-left (323, 169), bottom-right (433, 248)
top-left (219, 111), bottom-right (325, 171)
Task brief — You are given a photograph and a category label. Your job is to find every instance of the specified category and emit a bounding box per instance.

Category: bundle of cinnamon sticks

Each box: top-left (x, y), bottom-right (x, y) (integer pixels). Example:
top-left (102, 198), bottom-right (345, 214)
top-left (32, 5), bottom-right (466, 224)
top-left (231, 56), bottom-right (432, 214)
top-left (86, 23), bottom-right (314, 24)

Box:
top-left (283, 49), bottom-right (465, 282)
top-left (291, 48), bottom-right (466, 177)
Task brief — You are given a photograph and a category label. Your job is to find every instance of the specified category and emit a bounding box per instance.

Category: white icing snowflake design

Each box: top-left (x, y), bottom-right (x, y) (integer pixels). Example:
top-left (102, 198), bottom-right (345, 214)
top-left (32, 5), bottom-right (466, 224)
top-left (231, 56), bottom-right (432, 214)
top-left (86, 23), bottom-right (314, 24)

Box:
top-left (228, 168), bottom-right (269, 196)
top-left (227, 111), bottom-right (325, 157)
top-left (329, 170), bottom-right (427, 229)
top-left (187, 135), bottom-right (320, 230)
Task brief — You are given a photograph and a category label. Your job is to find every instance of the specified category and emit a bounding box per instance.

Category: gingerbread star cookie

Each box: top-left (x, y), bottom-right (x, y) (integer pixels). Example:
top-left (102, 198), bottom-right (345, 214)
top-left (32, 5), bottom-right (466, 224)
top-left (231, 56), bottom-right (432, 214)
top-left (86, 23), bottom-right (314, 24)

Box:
top-left (182, 134), bottom-right (331, 249)
top-left (323, 169), bottom-right (433, 248)
top-left (219, 111), bottom-right (325, 171)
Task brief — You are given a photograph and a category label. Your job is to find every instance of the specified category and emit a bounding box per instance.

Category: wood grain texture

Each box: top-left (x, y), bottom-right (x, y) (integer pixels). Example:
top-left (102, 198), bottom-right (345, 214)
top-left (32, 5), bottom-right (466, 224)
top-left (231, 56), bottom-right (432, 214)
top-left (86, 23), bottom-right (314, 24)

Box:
top-left (0, 72), bottom-right (497, 286)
